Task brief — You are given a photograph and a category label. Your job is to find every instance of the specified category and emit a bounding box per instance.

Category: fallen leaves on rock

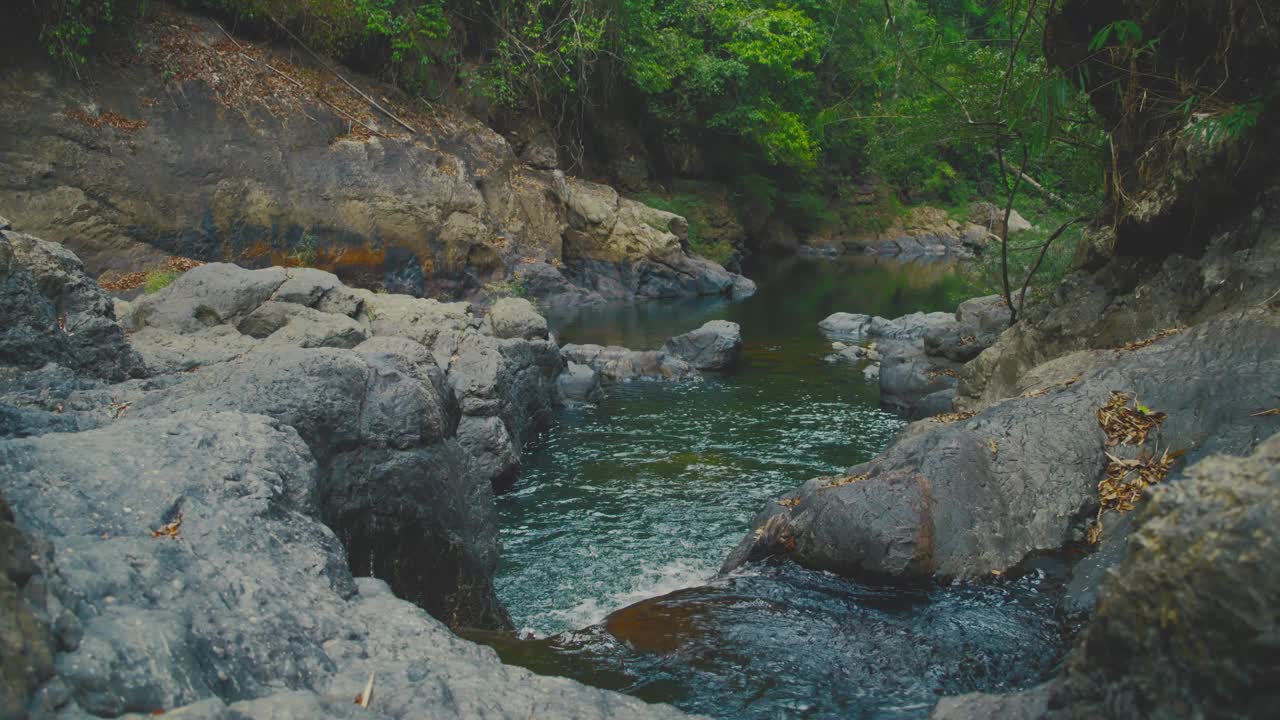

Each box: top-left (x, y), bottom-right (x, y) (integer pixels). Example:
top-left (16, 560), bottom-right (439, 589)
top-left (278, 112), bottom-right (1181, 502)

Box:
top-left (777, 497), bottom-right (801, 509)
top-left (99, 256), bottom-right (206, 292)
top-left (151, 513), bottom-right (183, 540)
top-left (1119, 327), bottom-right (1185, 352)
top-left (1099, 448), bottom-right (1182, 513)
top-left (1252, 408), bottom-right (1280, 417)
top-left (931, 411), bottom-right (975, 424)
top-left (959, 334), bottom-right (976, 345)
top-left (108, 399), bottom-right (134, 419)
top-left (354, 671), bottom-right (375, 709)
top-left (927, 367), bottom-right (960, 380)
top-left (1097, 391), bottom-right (1166, 446)
top-left (65, 108), bottom-right (149, 132)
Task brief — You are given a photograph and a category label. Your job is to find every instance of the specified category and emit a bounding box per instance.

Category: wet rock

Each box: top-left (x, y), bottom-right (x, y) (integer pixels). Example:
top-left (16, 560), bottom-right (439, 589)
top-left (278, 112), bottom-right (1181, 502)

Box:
top-left (727, 309), bottom-right (1280, 582)
top-left (557, 361), bottom-right (603, 404)
top-left (662, 320), bottom-right (742, 371)
top-left (0, 229), bottom-right (143, 381)
top-left (561, 344), bottom-right (700, 383)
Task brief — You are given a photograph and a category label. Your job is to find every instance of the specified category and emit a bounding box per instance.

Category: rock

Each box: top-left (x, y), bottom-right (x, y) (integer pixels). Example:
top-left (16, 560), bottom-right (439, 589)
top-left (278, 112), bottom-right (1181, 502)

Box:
top-left (128, 263), bottom-right (288, 334)
top-left (0, 229), bottom-right (144, 381)
top-left (1042, 434), bottom-right (1280, 719)
top-left (862, 364), bottom-right (880, 382)
top-left (0, 413), bottom-right (690, 719)
top-left (561, 344), bottom-right (700, 383)
top-left (557, 361), bottom-right (603, 404)
top-left (818, 311), bottom-right (954, 343)
top-left (485, 297), bottom-right (549, 340)
top-left (931, 685), bottom-right (1051, 720)
top-left (726, 309), bottom-right (1280, 582)
top-left (823, 346), bottom-right (870, 364)
top-left (239, 301), bottom-right (367, 349)
top-left (662, 320), bottom-right (742, 371)
top-left (968, 202), bottom-right (1032, 236)
top-left (1, 492), bottom-right (56, 720)
top-left (846, 206), bottom-right (976, 258)
top-left (731, 274), bottom-right (758, 300)
top-left (923, 295), bottom-right (1011, 363)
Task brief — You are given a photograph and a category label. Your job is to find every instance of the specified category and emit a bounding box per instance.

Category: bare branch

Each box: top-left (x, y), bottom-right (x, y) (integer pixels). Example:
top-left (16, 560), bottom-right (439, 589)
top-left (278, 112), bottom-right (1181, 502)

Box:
top-left (1017, 215), bottom-right (1089, 316)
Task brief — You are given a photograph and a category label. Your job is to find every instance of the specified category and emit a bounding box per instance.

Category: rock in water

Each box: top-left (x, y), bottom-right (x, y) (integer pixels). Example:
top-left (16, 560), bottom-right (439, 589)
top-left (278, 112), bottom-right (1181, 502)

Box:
top-left (727, 309), bottom-right (1280, 581)
top-left (662, 320), bottom-right (743, 371)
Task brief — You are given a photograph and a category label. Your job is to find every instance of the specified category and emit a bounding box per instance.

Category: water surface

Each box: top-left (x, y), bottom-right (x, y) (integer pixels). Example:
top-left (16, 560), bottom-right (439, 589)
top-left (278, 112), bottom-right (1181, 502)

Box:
top-left (486, 256), bottom-right (1063, 717)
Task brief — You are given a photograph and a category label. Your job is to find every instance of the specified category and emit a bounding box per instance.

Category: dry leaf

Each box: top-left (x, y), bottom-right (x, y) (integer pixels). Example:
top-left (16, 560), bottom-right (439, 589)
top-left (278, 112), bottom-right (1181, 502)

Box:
top-left (151, 513), bottom-right (183, 540)
top-left (931, 411), bottom-right (976, 424)
top-left (1252, 408), bottom-right (1280, 417)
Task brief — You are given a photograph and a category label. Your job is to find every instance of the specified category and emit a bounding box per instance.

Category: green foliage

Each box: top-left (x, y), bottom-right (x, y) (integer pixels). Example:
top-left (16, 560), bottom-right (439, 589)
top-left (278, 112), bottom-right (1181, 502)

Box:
top-left (286, 228), bottom-right (318, 267)
top-left (1185, 98), bottom-right (1264, 145)
top-left (636, 189), bottom-right (734, 264)
top-left (35, 0), bottom-right (115, 69)
top-left (144, 267), bottom-right (178, 294)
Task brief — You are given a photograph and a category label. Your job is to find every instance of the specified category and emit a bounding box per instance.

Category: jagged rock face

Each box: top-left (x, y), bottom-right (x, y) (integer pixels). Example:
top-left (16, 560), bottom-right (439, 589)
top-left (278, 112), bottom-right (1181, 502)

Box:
top-left (0, 11), bottom-right (745, 307)
top-left (0, 228), bottom-right (143, 381)
top-left (726, 309), bottom-right (1280, 581)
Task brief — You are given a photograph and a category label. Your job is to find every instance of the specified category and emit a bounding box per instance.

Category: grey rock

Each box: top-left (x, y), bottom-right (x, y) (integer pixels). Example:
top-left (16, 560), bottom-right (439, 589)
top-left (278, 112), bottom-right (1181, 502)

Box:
top-left (0, 413), bottom-right (691, 719)
top-left (1041, 433), bottom-right (1280, 720)
top-left (726, 309), bottom-right (1280, 582)
top-left (562, 344), bottom-right (700, 383)
top-left (931, 684), bottom-right (1051, 720)
top-left (818, 311), bottom-right (954, 343)
top-left (457, 415), bottom-right (520, 492)
top-left (485, 297), bottom-right (549, 341)
top-left (129, 263), bottom-right (287, 334)
top-left (0, 230), bottom-right (144, 381)
top-left (557, 361), bottom-right (603, 404)
top-left (1, 492), bottom-right (55, 719)
top-left (662, 320), bottom-right (742, 371)
top-left (731, 274), bottom-right (758, 300)
top-left (823, 346), bottom-right (870, 365)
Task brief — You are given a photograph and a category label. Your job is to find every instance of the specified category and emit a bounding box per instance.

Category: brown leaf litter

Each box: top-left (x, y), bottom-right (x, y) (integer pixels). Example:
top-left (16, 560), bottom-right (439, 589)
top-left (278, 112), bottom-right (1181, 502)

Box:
top-left (1096, 391), bottom-right (1166, 446)
top-left (1118, 327), bottom-right (1185, 352)
top-left (931, 411), bottom-right (975, 424)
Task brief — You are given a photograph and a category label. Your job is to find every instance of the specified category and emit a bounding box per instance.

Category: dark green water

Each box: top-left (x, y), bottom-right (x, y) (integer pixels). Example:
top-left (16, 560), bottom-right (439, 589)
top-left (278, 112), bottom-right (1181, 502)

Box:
top-left (485, 256), bottom-right (1065, 718)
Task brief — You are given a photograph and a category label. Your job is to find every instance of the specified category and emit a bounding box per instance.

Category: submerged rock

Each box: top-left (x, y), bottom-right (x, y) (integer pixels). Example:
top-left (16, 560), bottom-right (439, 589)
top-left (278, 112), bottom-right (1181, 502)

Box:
top-left (662, 320), bottom-right (742, 371)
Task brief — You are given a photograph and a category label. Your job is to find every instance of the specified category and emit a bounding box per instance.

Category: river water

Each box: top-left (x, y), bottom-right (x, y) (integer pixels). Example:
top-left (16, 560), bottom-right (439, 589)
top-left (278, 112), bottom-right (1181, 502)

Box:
top-left (479, 256), bottom-right (1066, 718)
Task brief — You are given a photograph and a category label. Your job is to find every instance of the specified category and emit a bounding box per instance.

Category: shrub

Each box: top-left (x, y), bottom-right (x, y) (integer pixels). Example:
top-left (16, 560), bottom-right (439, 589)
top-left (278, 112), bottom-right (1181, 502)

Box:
top-left (143, 267), bottom-right (178, 294)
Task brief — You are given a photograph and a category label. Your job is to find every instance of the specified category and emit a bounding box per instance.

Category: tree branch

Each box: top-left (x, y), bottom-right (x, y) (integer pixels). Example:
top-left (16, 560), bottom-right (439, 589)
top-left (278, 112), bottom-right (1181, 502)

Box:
top-left (1017, 215), bottom-right (1088, 316)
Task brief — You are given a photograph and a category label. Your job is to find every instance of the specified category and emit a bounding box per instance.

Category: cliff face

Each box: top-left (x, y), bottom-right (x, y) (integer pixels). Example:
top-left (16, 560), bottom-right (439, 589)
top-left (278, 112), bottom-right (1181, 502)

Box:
top-left (0, 7), bottom-right (749, 307)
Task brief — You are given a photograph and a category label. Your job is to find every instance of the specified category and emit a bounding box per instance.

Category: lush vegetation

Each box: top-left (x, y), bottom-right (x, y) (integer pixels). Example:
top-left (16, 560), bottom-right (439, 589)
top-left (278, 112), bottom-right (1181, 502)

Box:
top-left (24, 1), bottom-right (1271, 317)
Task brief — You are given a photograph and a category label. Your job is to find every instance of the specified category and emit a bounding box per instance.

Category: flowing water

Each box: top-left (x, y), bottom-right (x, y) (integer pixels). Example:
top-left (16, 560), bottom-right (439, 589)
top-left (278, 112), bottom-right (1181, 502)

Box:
top-left (481, 256), bottom-right (1067, 718)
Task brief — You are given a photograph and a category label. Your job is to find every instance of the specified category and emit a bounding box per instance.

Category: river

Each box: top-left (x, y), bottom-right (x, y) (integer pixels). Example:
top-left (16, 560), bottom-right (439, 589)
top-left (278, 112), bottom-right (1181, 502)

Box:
top-left (474, 255), bottom-right (1066, 718)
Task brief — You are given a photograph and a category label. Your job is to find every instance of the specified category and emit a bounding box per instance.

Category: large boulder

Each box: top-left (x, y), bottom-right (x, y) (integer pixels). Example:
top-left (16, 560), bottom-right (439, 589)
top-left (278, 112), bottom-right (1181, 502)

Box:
top-left (662, 320), bottom-right (742, 371)
top-left (0, 412), bottom-right (690, 719)
top-left (0, 229), bottom-right (143, 381)
top-left (726, 309), bottom-right (1280, 581)
top-left (1043, 434), bottom-right (1280, 719)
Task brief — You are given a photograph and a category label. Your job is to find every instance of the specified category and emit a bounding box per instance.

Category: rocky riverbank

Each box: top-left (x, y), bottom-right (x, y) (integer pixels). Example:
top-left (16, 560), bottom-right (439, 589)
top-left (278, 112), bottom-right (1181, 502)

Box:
top-left (0, 8), bottom-right (751, 309)
top-left (0, 219), bottom-right (695, 718)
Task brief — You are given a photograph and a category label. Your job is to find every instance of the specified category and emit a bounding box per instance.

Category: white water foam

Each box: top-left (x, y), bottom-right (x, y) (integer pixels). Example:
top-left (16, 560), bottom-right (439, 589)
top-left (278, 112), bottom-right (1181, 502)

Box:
top-left (536, 557), bottom-right (718, 634)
